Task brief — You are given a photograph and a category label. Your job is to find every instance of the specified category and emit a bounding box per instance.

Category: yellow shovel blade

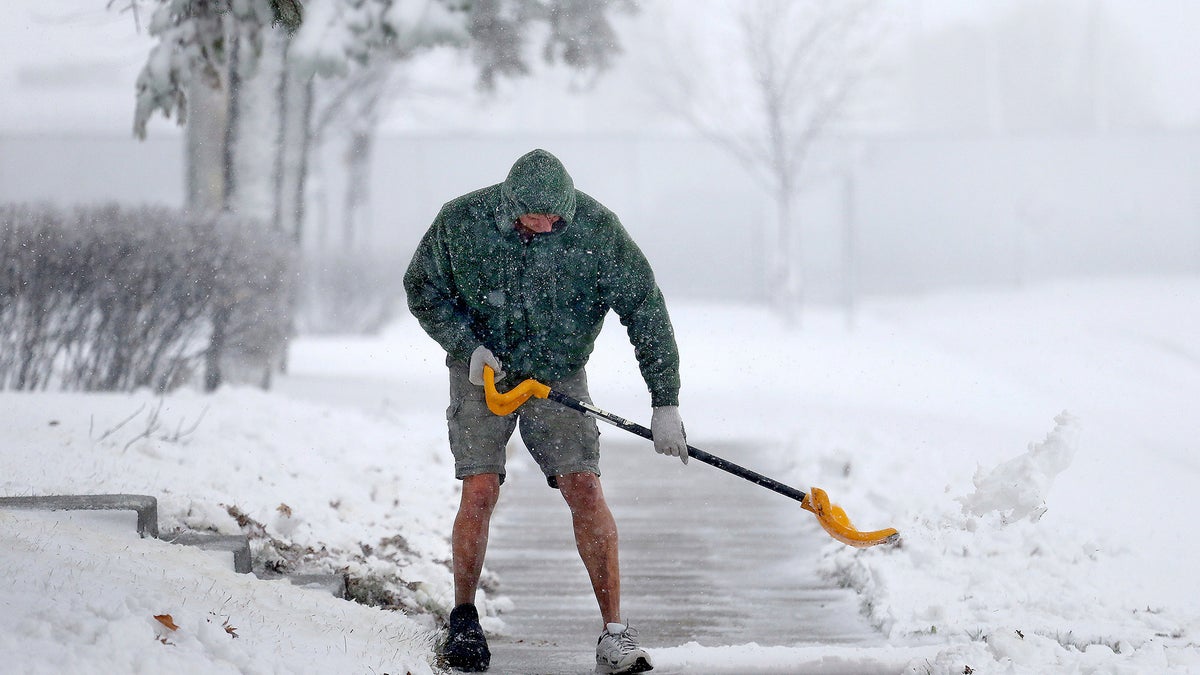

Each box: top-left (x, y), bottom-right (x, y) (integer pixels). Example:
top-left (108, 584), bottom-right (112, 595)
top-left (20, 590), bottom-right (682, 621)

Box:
top-left (801, 487), bottom-right (900, 548)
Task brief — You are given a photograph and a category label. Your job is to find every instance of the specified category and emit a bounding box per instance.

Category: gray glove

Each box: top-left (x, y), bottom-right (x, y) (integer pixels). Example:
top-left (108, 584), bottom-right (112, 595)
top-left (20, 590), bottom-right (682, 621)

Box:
top-left (651, 406), bottom-right (688, 465)
top-left (468, 345), bottom-right (506, 386)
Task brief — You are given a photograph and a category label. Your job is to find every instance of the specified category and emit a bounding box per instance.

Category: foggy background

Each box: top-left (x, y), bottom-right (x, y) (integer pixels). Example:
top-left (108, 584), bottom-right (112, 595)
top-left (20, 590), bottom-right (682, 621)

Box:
top-left (2, 0), bottom-right (1198, 307)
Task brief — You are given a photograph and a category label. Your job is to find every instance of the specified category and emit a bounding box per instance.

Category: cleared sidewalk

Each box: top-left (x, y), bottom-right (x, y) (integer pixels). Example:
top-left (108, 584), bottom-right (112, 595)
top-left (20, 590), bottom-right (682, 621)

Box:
top-left (485, 438), bottom-right (883, 674)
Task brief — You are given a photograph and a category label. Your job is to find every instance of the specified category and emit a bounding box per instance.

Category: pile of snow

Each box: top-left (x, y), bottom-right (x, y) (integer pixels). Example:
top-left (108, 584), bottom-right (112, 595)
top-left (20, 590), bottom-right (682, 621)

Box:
top-left (744, 279), bottom-right (1200, 674)
top-left (0, 388), bottom-right (462, 614)
top-left (958, 411), bottom-right (1077, 523)
top-left (0, 509), bottom-right (437, 674)
top-left (819, 413), bottom-right (1193, 673)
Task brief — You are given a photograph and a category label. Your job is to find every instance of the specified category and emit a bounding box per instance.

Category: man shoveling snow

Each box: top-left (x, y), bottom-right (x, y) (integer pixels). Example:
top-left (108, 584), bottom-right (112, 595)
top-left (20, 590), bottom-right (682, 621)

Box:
top-left (404, 148), bottom-right (688, 674)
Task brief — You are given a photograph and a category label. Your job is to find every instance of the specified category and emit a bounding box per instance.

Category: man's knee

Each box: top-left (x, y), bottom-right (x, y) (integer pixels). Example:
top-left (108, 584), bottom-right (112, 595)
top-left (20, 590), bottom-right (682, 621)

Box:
top-left (460, 473), bottom-right (501, 515)
top-left (557, 472), bottom-right (606, 510)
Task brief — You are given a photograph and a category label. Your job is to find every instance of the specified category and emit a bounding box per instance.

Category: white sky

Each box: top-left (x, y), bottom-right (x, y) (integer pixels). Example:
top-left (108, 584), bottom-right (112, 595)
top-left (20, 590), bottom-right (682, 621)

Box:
top-left (0, 0), bottom-right (1198, 134)
top-left (908, 0), bottom-right (1200, 128)
top-left (1, 2), bottom-right (162, 134)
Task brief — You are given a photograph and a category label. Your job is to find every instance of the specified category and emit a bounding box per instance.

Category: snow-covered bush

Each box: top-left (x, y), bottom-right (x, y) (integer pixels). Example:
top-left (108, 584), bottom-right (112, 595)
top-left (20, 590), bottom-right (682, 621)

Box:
top-left (0, 203), bottom-right (294, 392)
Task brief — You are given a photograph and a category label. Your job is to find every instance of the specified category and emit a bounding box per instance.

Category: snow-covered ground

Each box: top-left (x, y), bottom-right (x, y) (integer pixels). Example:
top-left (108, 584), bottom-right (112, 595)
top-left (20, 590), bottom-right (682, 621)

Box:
top-left (3, 275), bottom-right (1199, 674)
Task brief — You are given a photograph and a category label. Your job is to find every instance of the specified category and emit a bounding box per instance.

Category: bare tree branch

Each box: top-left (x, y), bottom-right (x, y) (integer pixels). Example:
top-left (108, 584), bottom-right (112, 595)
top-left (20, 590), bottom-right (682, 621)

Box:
top-left (650, 0), bottom-right (884, 317)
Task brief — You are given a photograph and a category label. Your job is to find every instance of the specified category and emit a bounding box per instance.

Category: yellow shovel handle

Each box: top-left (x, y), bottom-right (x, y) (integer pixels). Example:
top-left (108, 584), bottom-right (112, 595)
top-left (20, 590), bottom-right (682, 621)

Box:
top-left (482, 365), bottom-right (551, 416)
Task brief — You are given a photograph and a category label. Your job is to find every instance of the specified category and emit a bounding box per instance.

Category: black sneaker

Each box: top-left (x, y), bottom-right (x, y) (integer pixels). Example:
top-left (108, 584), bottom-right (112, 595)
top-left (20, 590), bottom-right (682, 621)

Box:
top-left (440, 603), bottom-right (491, 672)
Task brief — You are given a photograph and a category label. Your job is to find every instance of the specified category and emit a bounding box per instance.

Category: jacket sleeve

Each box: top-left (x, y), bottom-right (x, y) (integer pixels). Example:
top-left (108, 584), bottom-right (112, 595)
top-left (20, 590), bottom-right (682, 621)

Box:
top-left (601, 221), bottom-right (681, 408)
top-left (404, 215), bottom-right (479, 364)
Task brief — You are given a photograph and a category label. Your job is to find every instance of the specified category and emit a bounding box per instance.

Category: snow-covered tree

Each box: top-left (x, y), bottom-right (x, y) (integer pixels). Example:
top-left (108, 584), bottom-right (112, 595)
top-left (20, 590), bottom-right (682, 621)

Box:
top-left (128, 0), bottom-right (635, 232)
top-left (649, 0), bottom-right (884, 321)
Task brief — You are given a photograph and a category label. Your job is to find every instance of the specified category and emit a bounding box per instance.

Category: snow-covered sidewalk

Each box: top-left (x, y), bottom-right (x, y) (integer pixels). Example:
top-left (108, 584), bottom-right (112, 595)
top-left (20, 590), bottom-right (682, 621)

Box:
top-left (2, 275), bottom-right (1199, 674)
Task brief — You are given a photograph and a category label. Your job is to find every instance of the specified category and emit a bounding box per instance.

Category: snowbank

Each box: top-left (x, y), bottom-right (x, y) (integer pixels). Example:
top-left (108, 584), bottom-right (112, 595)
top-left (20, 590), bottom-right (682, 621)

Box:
top-left (723, 278), bottom-right (1200, 674)
top-left (0, 509), bottom-right (437, 675)
top-left (0, 387), bottom-right (460, 672)
top-left (1, 387), bottom-right (460, 612)
top-left (819, 412), bottom-right (1198, 673)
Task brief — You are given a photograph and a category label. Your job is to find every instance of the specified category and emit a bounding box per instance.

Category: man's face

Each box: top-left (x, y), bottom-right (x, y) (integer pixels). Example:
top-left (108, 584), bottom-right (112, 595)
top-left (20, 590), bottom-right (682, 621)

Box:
top-left (517, 213), bottom-right (561, 234)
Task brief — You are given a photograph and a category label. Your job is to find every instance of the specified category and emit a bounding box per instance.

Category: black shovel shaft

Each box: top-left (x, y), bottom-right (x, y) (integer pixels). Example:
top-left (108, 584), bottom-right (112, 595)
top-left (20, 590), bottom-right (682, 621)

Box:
top-left (547, 390), bottom-right (809, 504)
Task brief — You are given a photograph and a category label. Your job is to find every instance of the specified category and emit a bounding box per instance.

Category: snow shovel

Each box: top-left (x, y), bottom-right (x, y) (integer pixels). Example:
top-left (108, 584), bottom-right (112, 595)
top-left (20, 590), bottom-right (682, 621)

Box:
top-left (482, 366), bottom-right (899, 548)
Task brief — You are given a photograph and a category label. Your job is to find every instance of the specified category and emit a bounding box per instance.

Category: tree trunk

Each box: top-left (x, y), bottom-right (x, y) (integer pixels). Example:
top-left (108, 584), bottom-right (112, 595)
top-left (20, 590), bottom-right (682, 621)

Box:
top-left (204, 305), bottom-right (230, 392)
top-left (773, 178), bottom-right (802, 324)
top-left (841, 168), bottom-right (858, 330)
top-left (275, 44), bottom-right (313, 243)
top-left (185, 76), bottom-right (229, 215)
top-left (219, 23), bottom-right (291, 389)
top-left (342, 129), bottom-right (374, 250)
top-left (226, 24), bottom-right (289, 223)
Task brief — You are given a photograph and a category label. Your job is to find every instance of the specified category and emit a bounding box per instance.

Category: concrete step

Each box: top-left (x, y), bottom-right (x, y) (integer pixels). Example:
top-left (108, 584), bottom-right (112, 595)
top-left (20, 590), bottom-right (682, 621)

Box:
top-left (0, 494), bottom-right (158, 538)
top-left (161, 531), bottom-right (253, 573)
top-left (0, 494), bottom-right (345, 597)
top-left (258, 571), bottom-right (350, 599)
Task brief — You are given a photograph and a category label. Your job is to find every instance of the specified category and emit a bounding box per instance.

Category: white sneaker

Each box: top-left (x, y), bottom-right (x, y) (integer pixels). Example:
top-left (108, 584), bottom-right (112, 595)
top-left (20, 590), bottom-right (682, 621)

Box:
top-left (595, 622), bottom-right (654, 674)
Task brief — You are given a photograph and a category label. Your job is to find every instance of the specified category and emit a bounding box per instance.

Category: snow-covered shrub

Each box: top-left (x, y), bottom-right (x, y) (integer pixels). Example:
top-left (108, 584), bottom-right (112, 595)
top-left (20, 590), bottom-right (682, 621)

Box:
top-left (0, 203), bottom-right (294, 392)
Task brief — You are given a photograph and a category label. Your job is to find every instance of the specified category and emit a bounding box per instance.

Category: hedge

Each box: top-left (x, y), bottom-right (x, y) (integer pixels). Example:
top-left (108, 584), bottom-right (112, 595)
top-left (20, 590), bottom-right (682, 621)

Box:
top-left (0, 203), bottom-right (294, 392)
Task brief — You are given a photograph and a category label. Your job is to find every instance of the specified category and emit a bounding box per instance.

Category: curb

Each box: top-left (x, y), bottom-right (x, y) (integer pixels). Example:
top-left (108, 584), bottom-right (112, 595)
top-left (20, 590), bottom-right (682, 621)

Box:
top-left (0, 494), bottom-right (158, 538)
top-left (161, 531), bottom-right (253, 573)
top-left (259, 572), bottom-right (349, 599)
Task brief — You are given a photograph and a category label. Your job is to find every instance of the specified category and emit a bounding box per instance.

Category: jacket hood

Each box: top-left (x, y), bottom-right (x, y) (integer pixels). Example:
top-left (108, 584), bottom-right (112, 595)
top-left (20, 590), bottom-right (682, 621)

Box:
top-left (497, 149), bottom-right (577, 231)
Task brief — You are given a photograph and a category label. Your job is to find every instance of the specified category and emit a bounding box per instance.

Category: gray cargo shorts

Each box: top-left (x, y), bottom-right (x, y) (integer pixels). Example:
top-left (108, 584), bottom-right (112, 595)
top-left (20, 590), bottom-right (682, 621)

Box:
top-left (445, 355), bottom-right (601, 488)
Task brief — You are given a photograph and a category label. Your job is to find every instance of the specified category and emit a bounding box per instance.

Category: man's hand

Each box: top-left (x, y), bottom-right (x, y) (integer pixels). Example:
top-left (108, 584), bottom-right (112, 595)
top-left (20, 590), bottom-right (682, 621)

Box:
top-left (651, 406), bottom-right (688, 465)
top-left (468, 345), bottom-right (505, 386)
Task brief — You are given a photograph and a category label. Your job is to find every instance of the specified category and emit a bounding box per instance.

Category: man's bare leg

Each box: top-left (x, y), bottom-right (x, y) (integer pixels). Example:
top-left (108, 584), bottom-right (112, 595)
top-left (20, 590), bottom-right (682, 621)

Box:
top-left (557, 471), bottom-right (621, 626)
top-left (453, 473), bottom-right (502, 606)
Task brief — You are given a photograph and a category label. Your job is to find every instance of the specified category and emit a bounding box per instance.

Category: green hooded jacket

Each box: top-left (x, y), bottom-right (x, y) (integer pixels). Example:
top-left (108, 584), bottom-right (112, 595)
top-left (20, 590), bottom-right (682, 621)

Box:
top-left (404, 149), bottom-right (680, 407)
